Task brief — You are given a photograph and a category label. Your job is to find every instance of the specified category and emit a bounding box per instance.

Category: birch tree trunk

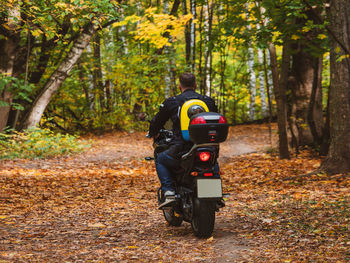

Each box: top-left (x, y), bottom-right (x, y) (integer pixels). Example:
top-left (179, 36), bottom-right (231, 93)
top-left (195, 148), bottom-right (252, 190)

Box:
top-left (120, 8), bottom-right (128, 55)
top-left (0, 1), bottom-right (21, 131)
top-left (23, 22), bottom-right (98, 129)
top-left (247, 44), bottom-right (256, 120)
top-left (246, 5), bottom-right (256, 121)
top-left (257, 46), bottom-right (267, 117)
top-left (320, 0), bottom-right (350, 174)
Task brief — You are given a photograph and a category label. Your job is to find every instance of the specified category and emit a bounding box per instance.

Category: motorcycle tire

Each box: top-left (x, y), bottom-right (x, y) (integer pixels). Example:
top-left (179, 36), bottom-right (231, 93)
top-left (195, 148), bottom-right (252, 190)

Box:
top-left (163, 208), bottom-right (183, 226)
top-left (191, 198), bottom-right (215, 238)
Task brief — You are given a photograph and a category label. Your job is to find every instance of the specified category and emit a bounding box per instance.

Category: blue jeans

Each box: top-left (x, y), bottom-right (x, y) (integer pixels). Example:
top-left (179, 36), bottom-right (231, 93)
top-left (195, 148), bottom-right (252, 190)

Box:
top-left (156, 149), bottom-right (220, 192)
top-left (156, 150), bottom-right (180, 192)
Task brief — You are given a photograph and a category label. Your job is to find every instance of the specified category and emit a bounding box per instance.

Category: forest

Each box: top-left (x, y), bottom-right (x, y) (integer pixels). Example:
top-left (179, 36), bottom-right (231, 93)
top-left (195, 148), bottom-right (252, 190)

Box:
top-left (0, 0), bottom-right (349, 261)
top-left (1, 0), bottom-right (350, 173)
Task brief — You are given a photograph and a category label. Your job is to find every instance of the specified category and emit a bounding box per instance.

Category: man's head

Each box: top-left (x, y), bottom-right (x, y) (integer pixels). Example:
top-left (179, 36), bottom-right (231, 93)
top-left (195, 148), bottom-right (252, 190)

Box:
top-left (179, 73), bottom-right (196, 92)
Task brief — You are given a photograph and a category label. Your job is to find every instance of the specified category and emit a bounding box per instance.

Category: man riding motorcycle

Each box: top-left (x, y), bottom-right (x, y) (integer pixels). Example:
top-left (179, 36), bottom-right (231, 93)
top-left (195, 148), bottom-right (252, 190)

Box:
top-left (148, 73), bottom-right (219, 208)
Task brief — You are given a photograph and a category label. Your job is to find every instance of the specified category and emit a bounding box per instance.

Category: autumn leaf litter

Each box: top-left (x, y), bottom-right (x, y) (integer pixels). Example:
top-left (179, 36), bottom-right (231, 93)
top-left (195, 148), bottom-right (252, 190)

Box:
top-left (0, 124), bottom-right (349, 262)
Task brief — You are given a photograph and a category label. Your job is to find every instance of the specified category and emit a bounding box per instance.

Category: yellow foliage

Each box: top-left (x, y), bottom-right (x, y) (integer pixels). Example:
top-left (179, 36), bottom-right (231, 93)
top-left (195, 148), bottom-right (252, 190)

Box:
top-left (114, 8), bottom-right (192, 49)
top-left (31, 29), bottom-right (43, 37)
top-left (317, 34), bottom-right (327, 40)
top-left (272, 31), bottom-right (281, 42)
top-left (302, 26), bottom-right (310, 33)
top-left (291, 34), bottom-right (300, 40)
top-left (112, 15), bottom-right (140, 27)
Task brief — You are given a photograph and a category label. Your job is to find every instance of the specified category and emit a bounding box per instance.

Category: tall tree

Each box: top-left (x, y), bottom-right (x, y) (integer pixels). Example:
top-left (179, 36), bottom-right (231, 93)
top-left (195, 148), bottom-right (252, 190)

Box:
top-left (287, 7), bottom-right (325, 149)
top-left (182, 0), bottom-right (191, 66)
top-left (203, 0), bottom-right (214, 96)
top-left (0, 1), bottom-right (21, 131)
top-left (269, 42), bottom-right (290, 159)
top-left (92, 34), bottom-right (105, 111)
top-left (246, 4), bottom-right (257, 121)
top-left (163, 0), bottom-right (172, 96)
top-left (320, 0), bottom-right (350, 174)
top-left (190, 0), bottom-right (196, 71)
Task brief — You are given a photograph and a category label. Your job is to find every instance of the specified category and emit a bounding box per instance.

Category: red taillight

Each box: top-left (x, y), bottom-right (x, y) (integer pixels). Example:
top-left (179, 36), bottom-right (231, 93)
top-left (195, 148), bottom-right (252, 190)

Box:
top-left (219, 116), bottom-right (227, 124)
top-left (190, 116), bottom-right (206, 125)
top-left (199, 152), bottom-right (211, 162)
top-left (204, 173), bottom-right (213, 176)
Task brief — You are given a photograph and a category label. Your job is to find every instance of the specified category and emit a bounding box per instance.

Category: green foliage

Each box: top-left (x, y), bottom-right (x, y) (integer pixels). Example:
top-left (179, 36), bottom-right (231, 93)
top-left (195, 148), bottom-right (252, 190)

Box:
top-left (0, 74), bottom-right (33, 110)
top-left (0, 128), bottom-right (89, 159)
top-left (1, 0), bottom-right (332, 133)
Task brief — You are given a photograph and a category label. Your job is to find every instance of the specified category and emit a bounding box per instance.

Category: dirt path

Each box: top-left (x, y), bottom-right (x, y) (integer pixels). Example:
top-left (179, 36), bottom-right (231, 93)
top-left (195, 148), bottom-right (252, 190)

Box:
top-left (0, 124), bottom-right (277, 262)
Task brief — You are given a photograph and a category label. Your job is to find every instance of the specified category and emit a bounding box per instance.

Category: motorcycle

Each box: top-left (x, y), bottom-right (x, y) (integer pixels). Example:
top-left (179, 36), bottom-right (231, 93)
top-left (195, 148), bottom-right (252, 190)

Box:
top-left (146, 112), bottom-right (229, 238)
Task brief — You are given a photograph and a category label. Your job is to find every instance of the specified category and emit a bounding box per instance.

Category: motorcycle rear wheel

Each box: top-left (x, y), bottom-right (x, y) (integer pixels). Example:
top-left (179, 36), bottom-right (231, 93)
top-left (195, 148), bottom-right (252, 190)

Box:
top-left (163, 208), bottom-right (183, 226)
top-left (191, 199), bottom-right (215, 238)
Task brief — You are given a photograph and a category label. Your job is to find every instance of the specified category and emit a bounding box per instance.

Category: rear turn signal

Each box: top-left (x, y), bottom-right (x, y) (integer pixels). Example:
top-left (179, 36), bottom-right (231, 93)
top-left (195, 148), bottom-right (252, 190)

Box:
top-left (199, 152), bottom-right (211, 162)
top-left (190, 116), bottom-right (206, 125)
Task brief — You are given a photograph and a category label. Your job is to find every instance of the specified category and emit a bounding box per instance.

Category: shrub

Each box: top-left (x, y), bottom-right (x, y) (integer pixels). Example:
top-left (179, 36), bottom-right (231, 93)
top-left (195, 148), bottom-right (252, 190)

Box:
top-left (0, 128), bottom-right (89, 159)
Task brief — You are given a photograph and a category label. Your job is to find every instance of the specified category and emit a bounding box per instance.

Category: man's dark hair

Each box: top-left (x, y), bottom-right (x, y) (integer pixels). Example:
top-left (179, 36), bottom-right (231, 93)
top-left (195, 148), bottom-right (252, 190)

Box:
top-left (179, 73), bottom-right (196, 89)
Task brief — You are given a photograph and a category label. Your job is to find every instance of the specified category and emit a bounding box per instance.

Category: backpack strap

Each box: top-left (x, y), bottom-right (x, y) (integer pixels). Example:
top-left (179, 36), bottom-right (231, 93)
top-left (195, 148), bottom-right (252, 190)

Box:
top-left (175, 95), bottom-right (202, 118)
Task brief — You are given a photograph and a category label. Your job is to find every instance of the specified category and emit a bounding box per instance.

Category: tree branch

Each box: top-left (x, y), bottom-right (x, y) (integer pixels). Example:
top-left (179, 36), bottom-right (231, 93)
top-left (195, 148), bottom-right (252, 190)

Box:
top-left (302, 0), bottom-right (350, 55)
top-left (101, 19), bottom-right (119, 29)
top-left (156, 0), bottom-right (181, 54)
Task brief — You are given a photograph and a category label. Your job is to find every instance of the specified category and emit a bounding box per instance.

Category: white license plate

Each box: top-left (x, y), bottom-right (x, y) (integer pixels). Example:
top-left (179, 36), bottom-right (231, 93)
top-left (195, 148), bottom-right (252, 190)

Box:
top-left (197, 179), bottom-right (222, 198)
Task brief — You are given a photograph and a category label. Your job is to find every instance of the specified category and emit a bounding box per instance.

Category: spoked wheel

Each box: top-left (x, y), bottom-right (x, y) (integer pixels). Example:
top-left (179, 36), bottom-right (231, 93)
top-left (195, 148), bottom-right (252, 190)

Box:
top-left (163, 208), bottom-right (183, 226)
top-left (191, 198), bottom-right (216, 238)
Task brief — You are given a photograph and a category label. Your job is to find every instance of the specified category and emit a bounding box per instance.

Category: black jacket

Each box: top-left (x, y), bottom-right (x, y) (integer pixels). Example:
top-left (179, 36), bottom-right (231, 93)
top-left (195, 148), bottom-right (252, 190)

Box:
top-left (149, 89), bottom-right (218, 158)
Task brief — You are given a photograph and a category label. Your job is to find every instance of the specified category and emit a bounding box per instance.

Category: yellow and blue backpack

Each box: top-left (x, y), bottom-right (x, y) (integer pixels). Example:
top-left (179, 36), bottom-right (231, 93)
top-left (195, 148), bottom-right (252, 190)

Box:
top-left (179, 99), bottom-right (209, 141)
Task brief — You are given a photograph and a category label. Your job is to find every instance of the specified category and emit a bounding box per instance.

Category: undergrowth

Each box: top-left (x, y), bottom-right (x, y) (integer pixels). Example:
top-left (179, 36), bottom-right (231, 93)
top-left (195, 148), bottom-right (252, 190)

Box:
top-left (0, 128), bottom-right (89, 159)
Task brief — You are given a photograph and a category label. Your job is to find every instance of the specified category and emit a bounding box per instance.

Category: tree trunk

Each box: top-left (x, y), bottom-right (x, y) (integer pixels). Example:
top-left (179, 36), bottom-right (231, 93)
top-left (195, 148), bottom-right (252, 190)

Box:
top-left (120, 7), bottom-right (128, 55)
top-left (0, 90), bottom-right (14, 131)
top-left (289, 46), bottom-right (323, 147)
top-left (92, 34), bottom-right (105, 111)
top-left (23, 22), bottom-right (98, 129)
top-left (320, 0), bottom-right (350, 174)
top-left (307, 57), bottom-right (324, 146)
top-left (247, 45), bottom-right (256, 121)
top-left (269, 42), bottom-right (290, 159)
top-left (182, 0), bottom-right (191, 65)
top-left (257, 47), bottom-right (267, 117)
top-left (203, 0), bottom-right (213, 96)
top-left (190, 0), bottom-right (196, 71)
top-left (163, 0), bottom-right (172, 97)
top-left (246, 5), bottom-right (256, 121)
top-left (320, 87), bottom-right (330, 156)
top-left (0, 1), bottom-right (21, 132)
top-left (263, 49), bottom-right (273, 146)
top-left (198, 6), bottom-right (204, 94)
